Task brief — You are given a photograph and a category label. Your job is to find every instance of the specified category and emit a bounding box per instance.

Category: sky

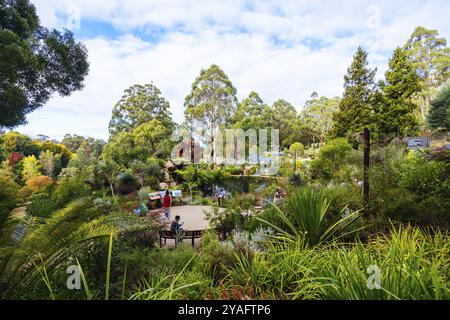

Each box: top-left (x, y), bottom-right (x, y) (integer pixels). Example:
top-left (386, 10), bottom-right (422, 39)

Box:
top-left (15, 0), bottom-right (450, 141)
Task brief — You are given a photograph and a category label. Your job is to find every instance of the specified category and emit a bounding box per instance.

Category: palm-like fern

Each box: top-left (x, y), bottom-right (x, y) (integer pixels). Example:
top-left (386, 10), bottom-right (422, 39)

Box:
top-left (256, 188), bottom-right (363, 246)
top-left (0, 198), bottom-right (114, 296)
top-left (0, 196), bottom-right (162, 299)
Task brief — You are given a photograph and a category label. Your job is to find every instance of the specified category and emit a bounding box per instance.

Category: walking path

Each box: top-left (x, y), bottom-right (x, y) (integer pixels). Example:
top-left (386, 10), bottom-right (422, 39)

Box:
top-left (154, 205), bottom-right (225, 248)
top-left (157, 205), bottom-right (224, 231)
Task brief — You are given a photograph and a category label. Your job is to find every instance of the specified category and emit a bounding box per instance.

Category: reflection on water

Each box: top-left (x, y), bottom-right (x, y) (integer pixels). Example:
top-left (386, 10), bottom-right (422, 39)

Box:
top-left (214, 175), bottom-right (276, 195)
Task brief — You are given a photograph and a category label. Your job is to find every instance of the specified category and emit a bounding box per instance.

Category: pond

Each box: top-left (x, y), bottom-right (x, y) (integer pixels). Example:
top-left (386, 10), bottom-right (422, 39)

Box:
top-left (214, 175), bottom-right (277, 195)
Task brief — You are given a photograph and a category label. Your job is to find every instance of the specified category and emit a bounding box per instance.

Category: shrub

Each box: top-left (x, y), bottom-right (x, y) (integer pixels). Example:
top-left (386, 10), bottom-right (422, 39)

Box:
top-left (176, 165), bottom-right (231, 195)
top-left (222, 166), bottom-right (242, 175)
top-left (51, 174), bottom-right (91, 209)
top-left (311, 138), bottom-right (353, 181)
top-left (97, 241), bottom-right (197, 297)
top-left (0, 168), bottom-right (20, 227)
top-left (224, 226), bottom-right (449, 300)
top-left (288, 173), bottom-right (303, 186)
top-left (370, 146), bottom-right (450, 226)
top-left (225, 252), bottom-right (269, 298)
top-left (8, 152), bottom-right (23, 166)
top-left (290, 142), bottom-right (305, 157)
top-left (138, 186), bottom-right (153, 201)
top-left (21, 155), bottom-right (42, 181)
top-left (246, 205), bottom-right (286, 233)
top-left (176, 269), bottom-right (217, 300)
top-left (205, 193), bottom-right (257, 234)
top-left (399, 152), bottom-right (446, 196)
top-left (18, 186), bottom-right (33, 200)
top-left (27, 193), bottom-right (56, 217)
top-left (117, 170), bottom-right (141, 195)
top-left (256, 187), bottom-right (361, 247)
top-left (197, 231), bottom-right (238, 282)
top-left (225, 243), bottom-right (325, 300)
top-left (25, 175), bottom-right (54, 193)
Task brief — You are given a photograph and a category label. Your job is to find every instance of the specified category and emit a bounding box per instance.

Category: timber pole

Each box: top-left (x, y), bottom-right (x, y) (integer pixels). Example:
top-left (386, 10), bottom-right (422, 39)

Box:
top-left (363, 128), bottom-right (370, 216)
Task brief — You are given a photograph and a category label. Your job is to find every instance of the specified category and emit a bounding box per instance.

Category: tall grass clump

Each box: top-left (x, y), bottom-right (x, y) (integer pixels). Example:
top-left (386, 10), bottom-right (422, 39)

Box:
top-left (129, 253), bottom-right (205, 300)
top-left (256, 187), bottom-right (362, 246)
top-left (224, 226), bottom-right (449, 300)
top-left (315, 226), bottom-right (450, 300)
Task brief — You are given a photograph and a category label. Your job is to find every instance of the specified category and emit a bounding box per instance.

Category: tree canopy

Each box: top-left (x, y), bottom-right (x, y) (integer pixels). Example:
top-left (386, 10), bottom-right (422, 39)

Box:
top-left (428, 81), bottom-right (450, 130)
top-left (404, 26), bottom-right (450, 121)
top-left (102, 119), bottom-right (173, 167)
top-left (232, 91), bottom-right (269, 132)
top-left (109, 83), bottom-right (174, 136)
top-left (301, 93), bottom-right (340, 144)
top-left (379, 47), bottom-right (420, 138)
top-left (0, 0), bottom-right (89, 129)
top-left (61, 134), bottom-right (105, 158)
top-left (330, 47), bottom-right (380, 144)
top-left (184, 64), bottom-right (238, 163)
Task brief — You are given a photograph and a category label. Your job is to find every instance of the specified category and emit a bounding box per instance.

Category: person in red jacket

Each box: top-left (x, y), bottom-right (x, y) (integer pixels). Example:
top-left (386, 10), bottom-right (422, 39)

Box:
top-left (162, 190), bottom-right (172, 221)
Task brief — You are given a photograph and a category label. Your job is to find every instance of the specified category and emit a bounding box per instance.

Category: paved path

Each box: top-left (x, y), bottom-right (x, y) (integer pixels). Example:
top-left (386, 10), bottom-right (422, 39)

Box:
top-left (156, 205), bottom-right (224, 231)
top-left (153, 205), bottom-right (224, 248)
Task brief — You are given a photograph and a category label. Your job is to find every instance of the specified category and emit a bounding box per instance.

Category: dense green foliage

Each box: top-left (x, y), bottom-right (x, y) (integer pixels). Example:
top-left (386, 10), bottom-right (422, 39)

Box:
top-left (330, 47), bottom-right (380, 144)
top-left (103, 119), bottom-right (174, 167)
top-left (301, 93), bottom-right (340, 145)
top-left (310, 138), bottom-right (353, 181)
top-left (109, 83), bottom-right (175, 136)
top-left (0, 10), bottom-right (449, 301)
top-left (184, 64), bottom-right (238, 164)
top-left (404, 26), bottom-right (450, 121)
top-left (428, 81), bottom-right (450, 130)
top-left (379, 48), bottom-right (420, 138)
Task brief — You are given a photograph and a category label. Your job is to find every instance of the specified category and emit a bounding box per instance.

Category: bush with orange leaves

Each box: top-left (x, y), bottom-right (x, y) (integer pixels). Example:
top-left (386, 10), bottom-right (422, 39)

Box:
top-left (25, 175), bottom-right (54, 193)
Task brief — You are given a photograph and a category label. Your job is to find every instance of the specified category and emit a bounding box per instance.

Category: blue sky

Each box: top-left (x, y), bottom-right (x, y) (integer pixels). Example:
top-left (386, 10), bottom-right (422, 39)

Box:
top-left (16, 0), bottom-right (450, 141)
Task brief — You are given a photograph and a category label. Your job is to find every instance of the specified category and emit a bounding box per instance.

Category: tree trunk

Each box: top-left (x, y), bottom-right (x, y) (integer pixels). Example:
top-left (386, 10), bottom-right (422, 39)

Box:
top-left (312, 135), bottom-right (316, 158)
top-left (424, 95), bottom-right (430, 120)
top-left (109, 181), bottom-right (115, 198)
top-left (293, 151), bottom-right (297, 174)
top-left (420, 97), bottom-right (426, 122)
top-left (363, 128), bottom-right (370, 216)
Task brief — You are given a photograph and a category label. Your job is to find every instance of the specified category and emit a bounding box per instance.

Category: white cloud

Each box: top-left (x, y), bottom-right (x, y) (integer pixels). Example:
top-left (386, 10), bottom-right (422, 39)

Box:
top-left (17, 0), bottom-right (450, 140)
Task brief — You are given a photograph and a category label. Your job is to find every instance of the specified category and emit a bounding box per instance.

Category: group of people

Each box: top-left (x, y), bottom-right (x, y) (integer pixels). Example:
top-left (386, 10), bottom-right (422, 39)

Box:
top-left (162, 190), bottom-right (185, 235)
top-left (133, 190), bottom-right (173, 218)
top-left (133, 202), bottom-right (149, 216)
top-left (134, 190), bottom-right (185, 235)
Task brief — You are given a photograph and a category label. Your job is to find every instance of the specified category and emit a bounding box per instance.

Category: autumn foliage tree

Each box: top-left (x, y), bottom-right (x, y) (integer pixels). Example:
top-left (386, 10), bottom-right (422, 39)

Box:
top-left (26, 175), bottom-right (54, 193)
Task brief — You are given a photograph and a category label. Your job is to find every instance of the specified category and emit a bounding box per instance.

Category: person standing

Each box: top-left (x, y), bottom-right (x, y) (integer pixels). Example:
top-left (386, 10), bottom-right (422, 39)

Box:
top-left (217, 188), bottom-right (225, 207)
top-left (162, 190), bottom-right (172, 221)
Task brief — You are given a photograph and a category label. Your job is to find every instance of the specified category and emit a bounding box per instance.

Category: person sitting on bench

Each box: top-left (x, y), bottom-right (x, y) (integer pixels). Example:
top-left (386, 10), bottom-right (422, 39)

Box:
top-left (171, 215), bottom-right (185, 240)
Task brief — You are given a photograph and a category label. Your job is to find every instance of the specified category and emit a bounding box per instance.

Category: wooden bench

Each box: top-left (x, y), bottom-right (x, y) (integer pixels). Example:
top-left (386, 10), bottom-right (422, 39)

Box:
top-left (159, 229), bottom-right (204, 248)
